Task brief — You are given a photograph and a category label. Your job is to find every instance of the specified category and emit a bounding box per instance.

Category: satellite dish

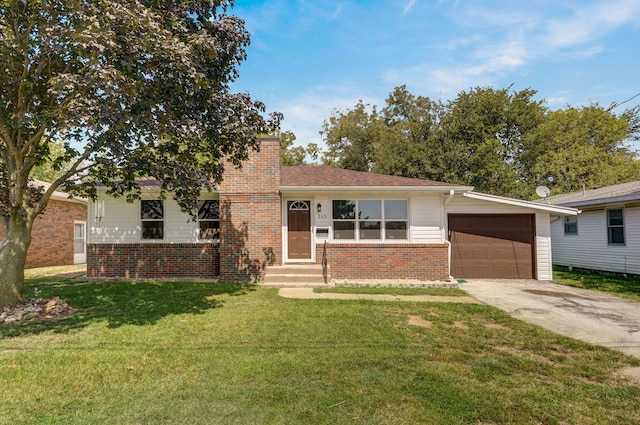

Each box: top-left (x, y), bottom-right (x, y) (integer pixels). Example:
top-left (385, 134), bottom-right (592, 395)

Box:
top-left (536, 186), bottom-right (550, 198)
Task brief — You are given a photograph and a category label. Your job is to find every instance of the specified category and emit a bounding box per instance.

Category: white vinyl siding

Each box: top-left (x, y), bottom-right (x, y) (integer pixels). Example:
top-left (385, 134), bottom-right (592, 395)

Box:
top-left (411, 195), bottom-right (443, 243)
top-left (89, 192), bottom-right (218, 244)
top-left (535, 213), bottom-right (553, 281)
top-left (551, 206), bottom-right (640, 275)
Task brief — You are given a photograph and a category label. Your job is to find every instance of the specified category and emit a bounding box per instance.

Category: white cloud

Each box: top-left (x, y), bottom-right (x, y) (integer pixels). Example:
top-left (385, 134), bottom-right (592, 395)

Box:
top-left (382, 0), bottom-right (640, 99)
top-left (273, 88), bottom-right (379, 149)
top-left (403, 0), bottom-right (417, 16)
top-left (544, 0), bottom-right (640, 48)
top-left (545, 96), bottom-right (569, 107)
top-left (383, 38), bottom-right (528, 98)
top-left (330, 4), bottom-right (343, 20)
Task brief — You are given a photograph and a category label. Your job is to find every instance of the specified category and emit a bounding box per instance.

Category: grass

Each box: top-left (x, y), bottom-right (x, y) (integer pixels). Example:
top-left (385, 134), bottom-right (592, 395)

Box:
top-left (553, 266), bottom-right (640, 302)
top-left (2, 276), bottom-right (640, 424)
top-left (314, 286), bottom-right (468, 296)
top-left (24, 264), bottom-right (87, 279)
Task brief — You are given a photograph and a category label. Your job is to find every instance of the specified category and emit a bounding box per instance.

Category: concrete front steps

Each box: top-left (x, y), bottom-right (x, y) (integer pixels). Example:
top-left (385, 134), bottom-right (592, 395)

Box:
top-left (262, 264), bottom-right (330, 287)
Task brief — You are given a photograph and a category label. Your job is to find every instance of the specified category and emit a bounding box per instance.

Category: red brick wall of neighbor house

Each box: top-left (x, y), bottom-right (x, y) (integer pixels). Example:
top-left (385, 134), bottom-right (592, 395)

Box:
top-left (87, 243), bottom-right (219, 279)
top-left (0, 199), bottom-right (87, 269)
top-left (318, 243), bottom-right (450, 281)
top-left (218, 139), bottom-right (282, 282)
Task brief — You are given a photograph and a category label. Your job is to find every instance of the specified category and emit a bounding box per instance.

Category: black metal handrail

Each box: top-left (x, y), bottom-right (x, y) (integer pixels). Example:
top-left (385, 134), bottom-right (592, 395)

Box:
top-left (322, 240), bottom-right (328, 284)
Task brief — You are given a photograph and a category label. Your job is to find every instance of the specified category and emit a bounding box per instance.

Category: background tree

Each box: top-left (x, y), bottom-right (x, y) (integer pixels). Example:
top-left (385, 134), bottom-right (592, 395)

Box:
top-left (30, 141), bottom-right (73, 183)
top-left (280, 130), bottom-right (319, 166)
top-left (525, 105), bottom-right (640, 194)
top-left (322, 101), bottom-right (382, 172)
top-left (375, 85), bottom-right (448, 181)
top-left (321, 85), bottom-right (640, 199)
top-left (0, 0), bottom-right (277, 307)
top-left (439, 86), bottom-right (547, 197)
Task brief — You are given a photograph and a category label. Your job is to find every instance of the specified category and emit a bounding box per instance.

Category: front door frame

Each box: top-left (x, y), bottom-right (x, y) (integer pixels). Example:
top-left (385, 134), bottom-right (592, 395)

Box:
top-left (283, 199), bottom-right (314, 263)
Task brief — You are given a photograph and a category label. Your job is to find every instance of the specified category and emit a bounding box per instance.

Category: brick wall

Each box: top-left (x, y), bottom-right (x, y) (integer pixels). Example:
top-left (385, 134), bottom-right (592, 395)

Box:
top-left (87, 243), bottom-right (219, 279)
top-left (218, 138), bottom-right (282, 282)
top-left (318, 243), bottom-right (450, 281)
top-left (0, 199), bottom-right (87, 269)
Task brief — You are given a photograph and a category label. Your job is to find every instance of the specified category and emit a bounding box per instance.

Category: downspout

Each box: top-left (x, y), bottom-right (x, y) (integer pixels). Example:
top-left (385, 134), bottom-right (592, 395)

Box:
top-left (443, 190), bottom-right (455, 281)
top-left (445, 239), bottom-right (454, 281)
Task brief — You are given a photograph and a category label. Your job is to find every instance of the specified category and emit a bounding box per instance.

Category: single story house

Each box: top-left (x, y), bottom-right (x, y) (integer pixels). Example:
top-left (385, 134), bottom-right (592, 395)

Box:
top-left (87, 138), bottom-right (577, 282)
top-left (0, 180), bottom-right (88, 268)
top-left (545, 181), bottom-right (640, 276)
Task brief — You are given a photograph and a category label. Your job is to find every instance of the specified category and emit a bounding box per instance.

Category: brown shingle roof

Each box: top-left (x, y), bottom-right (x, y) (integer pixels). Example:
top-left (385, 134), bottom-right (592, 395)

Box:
top-left (280, 166), bottom-right (466, 188)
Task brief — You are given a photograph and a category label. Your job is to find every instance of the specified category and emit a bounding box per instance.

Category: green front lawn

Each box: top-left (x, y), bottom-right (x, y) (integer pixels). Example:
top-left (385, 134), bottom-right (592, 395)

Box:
top-left (24, 264), bottom-right (87, 278)
top-left (2, 276), bottom-right (640, 425)
top-left (553, 267), bottom-right (640, 301)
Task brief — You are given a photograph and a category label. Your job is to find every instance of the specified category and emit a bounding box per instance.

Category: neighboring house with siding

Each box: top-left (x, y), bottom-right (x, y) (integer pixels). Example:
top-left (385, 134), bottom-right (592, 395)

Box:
top-left (0, 181), bottom-right (88, 268)
top-left (545, 181), bottom-right (640, 276)
top-left (87, 138), bottom-right (577, 283)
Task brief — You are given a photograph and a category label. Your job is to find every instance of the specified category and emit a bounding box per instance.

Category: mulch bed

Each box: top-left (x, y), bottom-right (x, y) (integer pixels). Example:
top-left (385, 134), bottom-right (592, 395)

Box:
top-left (0, 297), bottom-right (74, 325)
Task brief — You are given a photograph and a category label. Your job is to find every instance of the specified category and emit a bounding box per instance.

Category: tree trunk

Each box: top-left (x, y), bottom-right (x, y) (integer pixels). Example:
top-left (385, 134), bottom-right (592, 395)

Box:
top-left (0, 215), bottom-right (32, 307)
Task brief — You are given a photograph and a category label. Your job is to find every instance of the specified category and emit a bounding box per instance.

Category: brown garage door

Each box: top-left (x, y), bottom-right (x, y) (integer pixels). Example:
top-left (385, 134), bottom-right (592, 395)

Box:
top-left (448, 214), bottom-right (535, 279)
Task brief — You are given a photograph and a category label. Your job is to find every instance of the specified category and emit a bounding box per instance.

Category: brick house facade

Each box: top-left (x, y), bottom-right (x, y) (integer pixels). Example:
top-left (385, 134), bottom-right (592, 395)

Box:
top-left (0, 195), bottom-right (87, 269)
top-left (87, 138), bottom-right (578, 282)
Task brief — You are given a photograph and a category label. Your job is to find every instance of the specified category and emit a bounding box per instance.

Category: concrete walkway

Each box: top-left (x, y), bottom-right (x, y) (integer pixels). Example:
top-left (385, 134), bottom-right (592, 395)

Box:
top-left (278, 287), bottom-right (481, 304)
top-left (461, 279), bottom-right (640, 360)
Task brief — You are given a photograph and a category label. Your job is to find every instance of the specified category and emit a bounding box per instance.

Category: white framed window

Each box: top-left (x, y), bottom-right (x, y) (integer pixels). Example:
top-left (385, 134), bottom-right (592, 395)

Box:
top-left (141, 200), bottom-right (164, 240)
top-left (198, 200), bottom-right (220, 240)
top-left (332, 199), bottom-right (408, 241)
top-left (607, 208), bottom-right (625, 245)
top-left (564, 215), bottom-right (577, 235)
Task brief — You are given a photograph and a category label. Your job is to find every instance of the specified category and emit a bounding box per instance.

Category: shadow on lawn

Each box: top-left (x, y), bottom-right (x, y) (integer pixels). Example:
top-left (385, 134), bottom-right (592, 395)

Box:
top-left (1, 277), bottom-right (256, 338)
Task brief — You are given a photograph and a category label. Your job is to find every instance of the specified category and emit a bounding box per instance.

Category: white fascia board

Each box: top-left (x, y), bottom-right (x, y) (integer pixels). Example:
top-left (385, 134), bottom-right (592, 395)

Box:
top-left (30, 180), bottom-right (87, 205)
top-left (463, 192), bottom-right (580, 215)
top-left (279, 185), bottom-right (474, 192)
top-left (51, 193), bottom-right (88, 205)
top-left (556, 194), bottom-right (640, 208)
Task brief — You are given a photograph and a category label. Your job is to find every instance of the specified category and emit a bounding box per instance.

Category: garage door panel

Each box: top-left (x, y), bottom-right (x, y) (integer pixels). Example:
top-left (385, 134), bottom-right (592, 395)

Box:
top-left (449, 214), bottom-right (535, 279)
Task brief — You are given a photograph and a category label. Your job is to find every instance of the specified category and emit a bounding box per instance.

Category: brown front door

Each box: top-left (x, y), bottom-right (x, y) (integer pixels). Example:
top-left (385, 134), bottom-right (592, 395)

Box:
top-left (287, 201), bottom-right (311, 260)
top-left (448, 214), bottom-right (536, 279)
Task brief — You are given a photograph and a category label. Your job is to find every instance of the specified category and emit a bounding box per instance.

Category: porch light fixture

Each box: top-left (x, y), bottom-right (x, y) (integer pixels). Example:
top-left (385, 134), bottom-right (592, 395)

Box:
top-left (317, 203), bottom-right (322, 212)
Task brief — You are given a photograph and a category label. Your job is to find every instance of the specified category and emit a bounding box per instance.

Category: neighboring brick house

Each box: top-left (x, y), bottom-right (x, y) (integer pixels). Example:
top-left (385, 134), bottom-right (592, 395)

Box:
top-left (0, 182), bottom-right (88, 269)
top-left (87, 138), bottom-right (577, 282)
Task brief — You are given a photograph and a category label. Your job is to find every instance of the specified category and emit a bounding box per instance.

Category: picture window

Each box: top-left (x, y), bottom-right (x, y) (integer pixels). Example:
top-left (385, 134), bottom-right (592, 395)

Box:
top-left (332, 200), bottom-right (408, 240)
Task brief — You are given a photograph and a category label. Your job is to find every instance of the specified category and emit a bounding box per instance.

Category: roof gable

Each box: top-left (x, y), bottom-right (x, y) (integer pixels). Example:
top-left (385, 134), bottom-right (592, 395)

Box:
top-left (280, 166), bottom-right (468, 189)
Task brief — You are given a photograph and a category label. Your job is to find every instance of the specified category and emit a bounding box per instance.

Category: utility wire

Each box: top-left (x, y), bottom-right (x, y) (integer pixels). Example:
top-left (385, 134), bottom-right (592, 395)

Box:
top-left (608, 92), bottom-right (640, 111)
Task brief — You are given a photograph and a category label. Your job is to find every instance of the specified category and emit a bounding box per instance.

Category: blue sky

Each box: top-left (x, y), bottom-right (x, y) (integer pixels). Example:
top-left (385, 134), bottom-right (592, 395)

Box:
top-left (230, 0), bottom-right (640, 149)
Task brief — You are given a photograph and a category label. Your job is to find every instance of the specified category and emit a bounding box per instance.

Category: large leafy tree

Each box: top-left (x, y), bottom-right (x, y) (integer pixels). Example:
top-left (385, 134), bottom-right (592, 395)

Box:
top-left (439, 86), bottom-right (547, 197)
top-left (29, 140), bottom-right (72, 183)
top-left (322, 101), bottom-right (383, 172)
top-left (280, 130), bottom-right (319, 166)
top-left (0, 0), bottom-right (277, 306)
top-left (525, 105), bottom-right (640, 194)
top-left (376, 85), bottom-right (448, 181)
top-left (323, 85), bottom-right (640, 200)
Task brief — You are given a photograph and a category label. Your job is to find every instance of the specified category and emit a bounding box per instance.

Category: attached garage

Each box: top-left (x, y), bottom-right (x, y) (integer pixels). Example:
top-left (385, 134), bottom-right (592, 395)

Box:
top-left (448, 214), bottom-right (536, 279)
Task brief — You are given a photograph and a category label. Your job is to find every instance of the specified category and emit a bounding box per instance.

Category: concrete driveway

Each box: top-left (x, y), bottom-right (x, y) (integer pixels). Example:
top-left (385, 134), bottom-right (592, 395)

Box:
top-left (462, 279), bottom-right (640, 360)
